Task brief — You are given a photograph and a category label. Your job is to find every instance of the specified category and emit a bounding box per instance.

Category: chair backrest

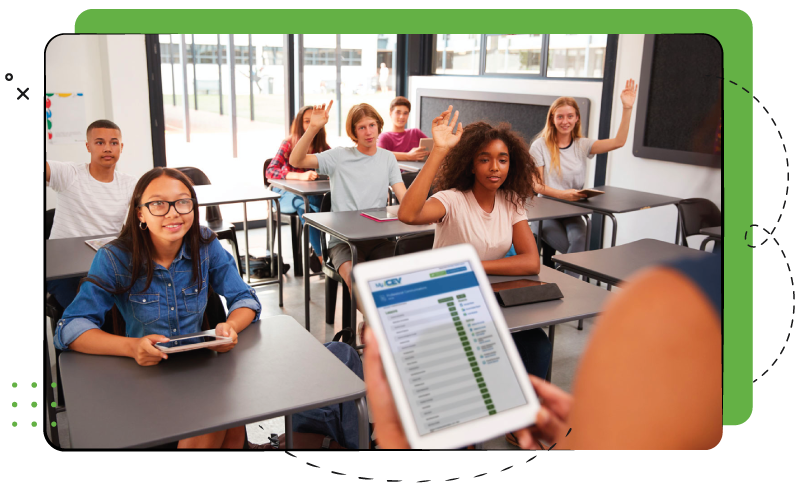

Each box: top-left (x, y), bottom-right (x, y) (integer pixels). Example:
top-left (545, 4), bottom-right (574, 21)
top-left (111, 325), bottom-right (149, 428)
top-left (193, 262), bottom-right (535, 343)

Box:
top-left (174, 166), bottom-right (221, 223)
top-left (677, 198), bottom-right (721, 247)
top-left (321, 191), bottom-right (332, 213)
top-left (263, 158), bottom-right (272, 187)
top-left (394, 232), bottom-right (435, 256)
top-left (401, 171), bottom-right (418, 189)
top-left (45, 208), bottom-right (56, 240)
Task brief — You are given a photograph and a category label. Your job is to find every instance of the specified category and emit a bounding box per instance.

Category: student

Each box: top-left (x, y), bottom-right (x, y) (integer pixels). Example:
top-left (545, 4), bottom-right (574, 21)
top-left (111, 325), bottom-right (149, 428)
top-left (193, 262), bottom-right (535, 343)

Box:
top-left (396, 106), bottom-right (552, 386)
top-left (377, 96), bottom-right (429, 162)
top-left (530, 79), bottom-right (638, 259)
top-left (290, 101), bottom-right (407, 313)
top-left (364, 253), bottom-right (722, 449)
top-left (46, 119), bottom-right (137, 309)
top-left (54, 167), bottom-right (366, 449)
top-left (266, 105), bottom-right (332, 271)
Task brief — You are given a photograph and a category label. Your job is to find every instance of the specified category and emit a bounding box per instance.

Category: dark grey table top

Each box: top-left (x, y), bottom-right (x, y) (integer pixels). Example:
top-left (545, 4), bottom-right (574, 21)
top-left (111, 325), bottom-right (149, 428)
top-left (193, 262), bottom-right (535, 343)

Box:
top-left (526, 196), bottom-right (591, 222)
top-left (194, 184), bottom-right (280, 206)
top-left (398, 161), bottom-right (425, 172)
top-left (304, 209), bottom-right (435, 242)
top-left (700, 226), bottom-right (722, 239)
top-left (59, 316), bottom-right (366, 449)
top-left (552, 238), bottom-right (710, 287)
top-left (268, 179), bottom-right (331, 196)
top-left (546, 185), bottom-right (682, 214)
top-left (46, 234), bottom-right (110, 280)
top-left (489, 266), bottom-right (612, 332)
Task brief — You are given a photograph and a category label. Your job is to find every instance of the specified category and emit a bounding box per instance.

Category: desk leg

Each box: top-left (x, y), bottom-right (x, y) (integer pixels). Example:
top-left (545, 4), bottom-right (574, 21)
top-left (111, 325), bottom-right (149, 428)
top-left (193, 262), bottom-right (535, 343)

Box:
top-left (356, 396), bottom-right (369, 449)
top-left (546, 325), bottom-right (555, 382)
top-left (267, 201), bottom-right (274, 278)
top-left (242, 203), bottom-right (251, 283)
top-left (578, 214), bottom-right (591, 332)
top-left (674, 203), bottom-right (683, 245)
top-left (349, 242), bottom-right (359, 347)
top-left (284, 414), bottom-right (293, 450)
top-left (536, 220), bottom-right (543, 255)
top-left (274, 198), bottom-right (284, 307)
top-left (304, 223), bottom-right (310, 331)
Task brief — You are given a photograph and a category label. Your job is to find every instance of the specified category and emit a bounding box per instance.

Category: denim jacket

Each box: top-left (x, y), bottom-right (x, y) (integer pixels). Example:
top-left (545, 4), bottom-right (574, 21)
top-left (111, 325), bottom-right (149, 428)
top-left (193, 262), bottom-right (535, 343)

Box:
top-left (54, 227), bottom-right (261, 350)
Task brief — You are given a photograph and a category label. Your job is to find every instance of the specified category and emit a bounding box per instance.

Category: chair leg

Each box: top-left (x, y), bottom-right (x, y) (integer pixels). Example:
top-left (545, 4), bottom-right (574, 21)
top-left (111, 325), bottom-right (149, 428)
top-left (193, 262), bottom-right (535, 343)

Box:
top-left (226, 226), bottom-right (243, 278)
top-left (341, 283), bottom-right (352, 331)
top-left (325, 277), bottom-right (338, 325)
top-left (290, 215), bottom-right (302, 277)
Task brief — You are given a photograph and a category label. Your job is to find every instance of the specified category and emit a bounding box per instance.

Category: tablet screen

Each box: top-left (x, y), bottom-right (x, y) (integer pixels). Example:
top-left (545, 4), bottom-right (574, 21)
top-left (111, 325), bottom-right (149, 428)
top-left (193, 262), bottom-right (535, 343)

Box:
top-left (155, 335), bottom-right (218, 349)
top-left (369, 261), bottom-right (528, 436)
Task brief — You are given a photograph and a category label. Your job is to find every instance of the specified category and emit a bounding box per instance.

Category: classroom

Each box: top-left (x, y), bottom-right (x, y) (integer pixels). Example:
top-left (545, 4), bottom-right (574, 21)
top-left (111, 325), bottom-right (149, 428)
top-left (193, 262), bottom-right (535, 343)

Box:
top-left (44, 33), bottom-right (722, 450)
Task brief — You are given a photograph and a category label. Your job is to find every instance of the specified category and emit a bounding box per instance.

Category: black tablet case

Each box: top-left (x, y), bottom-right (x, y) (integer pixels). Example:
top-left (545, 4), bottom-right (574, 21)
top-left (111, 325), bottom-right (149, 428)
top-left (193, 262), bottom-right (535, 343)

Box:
top-left (494, 283), bottom-right (564, 307)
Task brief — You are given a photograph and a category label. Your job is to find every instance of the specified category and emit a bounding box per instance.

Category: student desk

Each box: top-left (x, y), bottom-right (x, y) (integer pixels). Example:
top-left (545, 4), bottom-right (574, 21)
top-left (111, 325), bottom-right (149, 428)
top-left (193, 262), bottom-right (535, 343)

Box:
top-left (489, 267), bottom-right (612, 381)
top-left (302, 210), bottom-right (435, 336)
top-left (397, 161), bottom-right (425, 173)
top-left (58, 316), bottom-right (369, 449)
top-left (194, 185), bottom-right (283, 304)
top-left (526, 197), bottom-right (593, 253)
top-left (699, 226), bottom-right (722, 251)
top-left (545, 185), bottom-right (682, 248)
top-left (45, 234), bottom-right (110, 280)
top-left (267, 179), bottom-right (331, 276)
top-left (552, 238), bottom-right (709, 287)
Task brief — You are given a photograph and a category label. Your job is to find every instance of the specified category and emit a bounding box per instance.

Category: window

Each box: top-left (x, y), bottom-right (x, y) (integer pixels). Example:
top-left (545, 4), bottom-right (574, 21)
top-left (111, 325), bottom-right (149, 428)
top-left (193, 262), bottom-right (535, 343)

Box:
top-left (432, 34), bottom-right (606, 79)
top-left (304, 48), bottom-right (362, 66)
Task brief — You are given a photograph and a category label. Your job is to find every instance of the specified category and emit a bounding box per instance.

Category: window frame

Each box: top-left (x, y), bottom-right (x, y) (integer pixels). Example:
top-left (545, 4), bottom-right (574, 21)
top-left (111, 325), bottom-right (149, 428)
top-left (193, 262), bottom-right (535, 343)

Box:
top-left (431, 34), bottom-right (606, 82)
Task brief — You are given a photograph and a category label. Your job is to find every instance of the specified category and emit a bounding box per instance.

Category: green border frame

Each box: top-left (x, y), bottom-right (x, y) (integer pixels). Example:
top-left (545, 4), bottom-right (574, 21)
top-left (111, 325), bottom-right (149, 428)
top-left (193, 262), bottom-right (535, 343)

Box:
top-left (74, 9), bottom-right (752, 425)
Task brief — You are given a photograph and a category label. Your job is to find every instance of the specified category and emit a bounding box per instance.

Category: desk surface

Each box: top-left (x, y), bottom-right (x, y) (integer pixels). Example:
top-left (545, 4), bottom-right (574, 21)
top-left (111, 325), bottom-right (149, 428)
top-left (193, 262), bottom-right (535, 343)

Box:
top-left (46, 234), bottom-right (109, 280)
top-left (552, 238), bottom-right (709, 286)
top-left (526, 196), bottom-right (590, 222)
top-left (489, 266), bottom-right (612, 332)
top-left (547, 185), bottom-right (682, 214)
top-left (59, 316), bottom-right (365, 448)
top-left (195, 184), bottom-right (280, 206)
top-left (268, 179), bottom-right (331, 196)
top-left (700, 226), bottom-right (722, 239)
top-left (304, 209), bottom-right (435, 242)
top-left (398, 161), bottom-right (425, 173)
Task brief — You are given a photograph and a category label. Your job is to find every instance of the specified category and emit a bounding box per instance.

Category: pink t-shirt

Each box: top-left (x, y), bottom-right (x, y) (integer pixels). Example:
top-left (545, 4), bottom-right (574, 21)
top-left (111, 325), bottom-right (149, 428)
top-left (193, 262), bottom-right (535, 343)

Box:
top-left (377, 128), bottom-right (428, 153)
top-left (430, 189), bottom-right (527, 260)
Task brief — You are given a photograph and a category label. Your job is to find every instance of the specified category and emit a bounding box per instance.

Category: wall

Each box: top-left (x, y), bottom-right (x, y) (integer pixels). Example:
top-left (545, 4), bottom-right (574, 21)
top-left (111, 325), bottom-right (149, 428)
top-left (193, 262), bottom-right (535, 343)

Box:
top-left (45, 34), bottom-right (153, 210)
top-left (410, 34), bottom-right (722, 249)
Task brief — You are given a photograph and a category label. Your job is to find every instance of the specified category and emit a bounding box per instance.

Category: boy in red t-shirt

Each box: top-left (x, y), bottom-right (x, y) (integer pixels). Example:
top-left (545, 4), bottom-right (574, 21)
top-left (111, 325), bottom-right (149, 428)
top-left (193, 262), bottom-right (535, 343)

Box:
top-left (377, 96), bottom-right (429, 162)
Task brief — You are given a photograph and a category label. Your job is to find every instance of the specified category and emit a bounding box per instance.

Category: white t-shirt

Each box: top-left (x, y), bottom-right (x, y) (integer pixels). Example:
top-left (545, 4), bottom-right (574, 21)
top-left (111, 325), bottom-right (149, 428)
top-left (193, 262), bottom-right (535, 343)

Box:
top-left (529, 137), bottom-right (596, 192)
top-left (47, 161), bottom-right (137, 239)
top-left (430, 189), bottom-right (527, 260)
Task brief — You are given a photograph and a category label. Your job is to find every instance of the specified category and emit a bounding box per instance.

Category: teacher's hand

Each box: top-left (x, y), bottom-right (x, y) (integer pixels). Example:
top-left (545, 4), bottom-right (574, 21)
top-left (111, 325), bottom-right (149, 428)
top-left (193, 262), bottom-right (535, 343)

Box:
top-left (209, 323), bottom-right (238, 353)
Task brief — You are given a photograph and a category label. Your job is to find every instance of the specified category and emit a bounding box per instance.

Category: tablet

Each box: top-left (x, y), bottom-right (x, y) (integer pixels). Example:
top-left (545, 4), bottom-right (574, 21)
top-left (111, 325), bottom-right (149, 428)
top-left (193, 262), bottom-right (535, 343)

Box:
top-left (155, 334), bottom-right (232, 353)
top-left (419, 138), bottom-right (434, 152)
top-left (353, 244), bottom-right (539, 449)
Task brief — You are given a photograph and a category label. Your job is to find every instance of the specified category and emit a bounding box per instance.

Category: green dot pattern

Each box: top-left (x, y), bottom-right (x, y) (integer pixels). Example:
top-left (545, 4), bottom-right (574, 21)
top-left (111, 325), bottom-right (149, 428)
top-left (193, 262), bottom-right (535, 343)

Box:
top-left (51, 402), bottom-right (57, 408)
top-left (31, 402), bottom-right (37, 408)
top-left (31, 422), bottom-right (37, 427)
top-left (12, 402), bottom-right (17, 407)
top-left (51, 382), bottom-right (57, 388)
top-left (31, 382), bottom-right (37, 388)
top-left (12, 382), bottom-right (17, 388)
top-left (51, 422), bottom-right (57, 427)
top-left (12, 422), bottom-right (17, 427)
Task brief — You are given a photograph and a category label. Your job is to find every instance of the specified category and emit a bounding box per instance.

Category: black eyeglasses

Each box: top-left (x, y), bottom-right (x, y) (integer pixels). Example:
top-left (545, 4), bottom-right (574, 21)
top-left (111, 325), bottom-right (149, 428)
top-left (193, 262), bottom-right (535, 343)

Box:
top-left (139, 198), bottom-right (196, 216)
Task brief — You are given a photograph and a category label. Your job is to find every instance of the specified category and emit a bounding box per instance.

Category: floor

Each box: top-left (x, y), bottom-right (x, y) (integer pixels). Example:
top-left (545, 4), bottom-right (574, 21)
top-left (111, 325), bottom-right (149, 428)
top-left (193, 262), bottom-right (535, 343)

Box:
top-left (46, 223), bottom-right (598, 450)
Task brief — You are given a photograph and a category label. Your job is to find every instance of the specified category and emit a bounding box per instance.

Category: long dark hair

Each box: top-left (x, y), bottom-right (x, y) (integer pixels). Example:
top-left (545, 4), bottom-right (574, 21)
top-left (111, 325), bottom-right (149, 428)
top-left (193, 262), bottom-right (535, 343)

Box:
top-left (433, 122), bottom-right (540, 212)
top-left (83, 168), bottom-right (216, 296)
top-left (289, 105), bottom-right (330, 154)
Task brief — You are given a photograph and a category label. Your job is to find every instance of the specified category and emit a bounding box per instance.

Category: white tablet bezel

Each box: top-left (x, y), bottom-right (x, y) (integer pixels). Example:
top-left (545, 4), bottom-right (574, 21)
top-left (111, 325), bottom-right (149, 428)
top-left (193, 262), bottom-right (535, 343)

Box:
top-left (353, 243), bottom-right (539, 449)
top-left (155, 334), bottom-right (232, 353)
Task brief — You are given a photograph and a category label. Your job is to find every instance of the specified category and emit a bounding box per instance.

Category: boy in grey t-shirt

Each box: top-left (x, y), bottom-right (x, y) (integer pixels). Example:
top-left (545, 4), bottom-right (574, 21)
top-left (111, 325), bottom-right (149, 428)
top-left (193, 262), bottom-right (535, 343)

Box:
top-left (290, 101), bottom-right (407, 300)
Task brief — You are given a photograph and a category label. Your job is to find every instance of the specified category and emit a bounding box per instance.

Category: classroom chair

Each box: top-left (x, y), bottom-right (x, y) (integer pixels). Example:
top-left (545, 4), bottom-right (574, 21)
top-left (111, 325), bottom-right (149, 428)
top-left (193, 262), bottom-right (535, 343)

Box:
top-left (317, 192), bottom-right (354, 344)
top-left (263, 158), bottom-right (305, 277)
top-left (46, 208), bottom-right (56, 239)
top-left (393, 231), bottom-right (435, 256)
top-left (676, 198), bottom-right (721, 251)
top-left (174, 167), bottom-right (242, 276)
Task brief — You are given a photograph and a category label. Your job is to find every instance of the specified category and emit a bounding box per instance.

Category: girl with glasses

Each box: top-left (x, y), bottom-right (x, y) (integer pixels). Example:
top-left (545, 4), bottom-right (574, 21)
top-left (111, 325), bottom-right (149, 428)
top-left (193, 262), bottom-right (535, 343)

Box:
top-left (54, 167), bottom-right (261, 448)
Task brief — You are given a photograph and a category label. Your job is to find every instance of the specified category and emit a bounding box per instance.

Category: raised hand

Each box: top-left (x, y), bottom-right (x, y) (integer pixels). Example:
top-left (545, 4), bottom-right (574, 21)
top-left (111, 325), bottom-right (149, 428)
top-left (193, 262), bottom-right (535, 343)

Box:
top-left (620, 78), bottom-right (638, 109)
top-left (430, 105), bottom-right (464, 150)
top-left (309, 100), bottom-right (333, 129)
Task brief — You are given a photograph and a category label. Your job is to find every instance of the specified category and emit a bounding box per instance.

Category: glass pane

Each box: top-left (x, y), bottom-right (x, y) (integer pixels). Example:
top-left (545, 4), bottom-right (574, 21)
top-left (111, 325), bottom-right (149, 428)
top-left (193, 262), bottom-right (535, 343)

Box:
top-left (434, 34), bottom-right (480, 75)
top-left (485, 35), bottom-right (542, 74)
top-left (302, 34), bottom-right (396, 145)
top-left (547, 34), bottom-right (607, 78)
